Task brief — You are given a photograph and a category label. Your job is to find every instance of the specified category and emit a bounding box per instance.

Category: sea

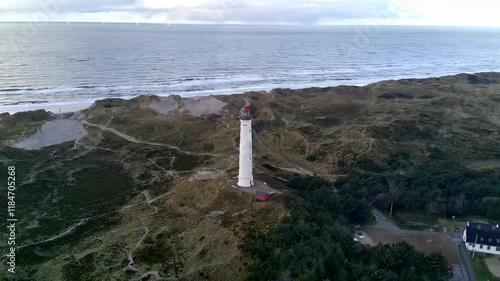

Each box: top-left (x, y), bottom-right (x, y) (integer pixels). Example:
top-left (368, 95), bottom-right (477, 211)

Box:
top-left (1, 23), bottom-right (500, 114)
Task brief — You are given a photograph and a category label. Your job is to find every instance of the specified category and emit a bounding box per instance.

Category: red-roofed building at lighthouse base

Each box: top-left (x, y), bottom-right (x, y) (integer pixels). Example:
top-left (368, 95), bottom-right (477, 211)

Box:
top-left (255, 191), bottom-right (270, 202)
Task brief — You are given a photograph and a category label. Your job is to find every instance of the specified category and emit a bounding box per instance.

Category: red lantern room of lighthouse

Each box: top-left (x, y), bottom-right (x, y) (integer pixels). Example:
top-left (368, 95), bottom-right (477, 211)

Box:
top-left (242, 106), bottom-right (250, 114)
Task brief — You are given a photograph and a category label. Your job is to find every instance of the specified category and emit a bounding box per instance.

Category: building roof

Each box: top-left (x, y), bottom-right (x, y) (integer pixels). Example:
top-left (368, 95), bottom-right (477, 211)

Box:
top-left (468, 222), bottom-right (494, 229)
top-left (255, 191), bottom-right (269, 197)
top-left (240, 107), bottom-right (252, 120)
top-left (465, 222), bottom-right (500, 247)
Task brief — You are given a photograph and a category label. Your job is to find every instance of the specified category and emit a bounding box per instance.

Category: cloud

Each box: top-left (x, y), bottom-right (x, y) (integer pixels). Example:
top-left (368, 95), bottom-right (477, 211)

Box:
top-left (0, 0), bottom-right (499, 26)
top-left (139, 0), bottom-right (400, 24)
top-left (0, 0), bottom-right (133, 12)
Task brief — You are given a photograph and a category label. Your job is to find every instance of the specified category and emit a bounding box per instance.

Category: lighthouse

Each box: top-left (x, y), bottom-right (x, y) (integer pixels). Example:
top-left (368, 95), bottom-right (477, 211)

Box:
top-left (238, 106), bottom-right (254, 187)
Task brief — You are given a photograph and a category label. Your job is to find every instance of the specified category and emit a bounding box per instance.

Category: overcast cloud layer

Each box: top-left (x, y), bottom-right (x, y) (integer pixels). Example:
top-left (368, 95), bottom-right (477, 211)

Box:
top-left (0, 0), bottom-right (499, 26)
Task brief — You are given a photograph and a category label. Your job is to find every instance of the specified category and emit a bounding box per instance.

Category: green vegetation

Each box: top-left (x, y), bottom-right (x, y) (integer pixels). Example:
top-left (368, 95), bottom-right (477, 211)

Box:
top-left (390, 211), bottom-right (438, 230)
top-left (17, 212), bottom-right (122, 268)
top-left (0, 145), bottom-right (137, 245)
top-left (243, 176), bottom-right (452, 281)
top-left (0, 110), bottom-right (53, 144)
top-left (62, 254), bottom-right (98, 281)
top-left (3, 73), bottom-right (500, 280)
top-left (335, 166), bottom-right (500, 223)
top-left (135, 233), bottom-right (174, 265)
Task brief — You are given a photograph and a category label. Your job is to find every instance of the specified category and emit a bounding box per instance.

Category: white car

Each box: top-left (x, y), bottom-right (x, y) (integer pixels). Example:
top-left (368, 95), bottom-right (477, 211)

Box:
top-left (357, 232), bottom-right (365, 239)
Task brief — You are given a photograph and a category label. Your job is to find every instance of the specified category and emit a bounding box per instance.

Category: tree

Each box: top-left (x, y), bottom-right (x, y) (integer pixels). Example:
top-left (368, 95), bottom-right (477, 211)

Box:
top-left (399, 267), bottom-right (422, 281)
top-left (424, 252), bottom-right (452, 280)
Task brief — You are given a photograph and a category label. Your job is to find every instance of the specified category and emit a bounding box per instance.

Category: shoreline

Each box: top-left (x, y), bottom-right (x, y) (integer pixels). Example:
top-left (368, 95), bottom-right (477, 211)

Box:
top-left (1, 71), bottom-right (497, 115)
top-left (0, 79), bottom-right (369, 114)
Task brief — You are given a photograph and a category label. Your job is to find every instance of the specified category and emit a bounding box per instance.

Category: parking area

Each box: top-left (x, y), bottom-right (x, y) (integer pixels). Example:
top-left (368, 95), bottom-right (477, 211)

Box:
top-left (366, 228), bottom-right (459, 265)
top-left (354, 230), bottom-right (376, 246)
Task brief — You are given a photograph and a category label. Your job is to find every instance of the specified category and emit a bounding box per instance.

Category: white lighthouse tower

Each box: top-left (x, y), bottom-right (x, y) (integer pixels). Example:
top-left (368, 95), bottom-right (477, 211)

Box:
top-left (238, 106), bottom-right (254, 187)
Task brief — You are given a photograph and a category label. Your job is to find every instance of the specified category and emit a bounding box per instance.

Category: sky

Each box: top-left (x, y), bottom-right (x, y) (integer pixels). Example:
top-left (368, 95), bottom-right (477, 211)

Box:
top-left (0, 0), bottom-right (500, 26)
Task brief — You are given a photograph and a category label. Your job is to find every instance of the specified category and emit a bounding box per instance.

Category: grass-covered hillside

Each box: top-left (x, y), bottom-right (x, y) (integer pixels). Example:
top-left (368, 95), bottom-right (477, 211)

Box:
top-left (0, 72), bottom-right (499, 280)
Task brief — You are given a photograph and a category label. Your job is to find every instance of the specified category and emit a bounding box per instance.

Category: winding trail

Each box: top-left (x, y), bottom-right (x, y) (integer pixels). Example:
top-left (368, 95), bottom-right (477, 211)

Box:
top-left (15, 218), bottom-right (90, 251)
top-left (6, 187), bottom-right (178, 262)
top-left (123, 191), bottom-right (155, 275)
top-left (82, 120), bottom-right (220, 157)
top-left (144, 190), bottom-right (158, 214)
top-left (119, 188), bottom-right (179, 212)
top-left (18, 111), bottom-right (314, 278)
top-left (124, 219), bottom-right (149, 273)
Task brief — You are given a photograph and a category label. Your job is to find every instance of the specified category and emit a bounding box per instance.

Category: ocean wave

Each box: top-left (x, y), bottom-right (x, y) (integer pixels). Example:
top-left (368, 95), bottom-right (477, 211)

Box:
top-left (0, 99), bottom-right (97, 114)
top-left (68, 58), bottom-right (90, 62)
top-left (0, 88), bottom-right (24, 92)
top-left (4, 100), bottom-right (49, 106)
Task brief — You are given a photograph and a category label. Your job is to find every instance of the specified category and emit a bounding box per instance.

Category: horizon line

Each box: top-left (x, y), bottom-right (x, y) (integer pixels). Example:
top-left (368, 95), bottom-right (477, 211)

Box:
top-left (1, 21), bottom-right (500, 28)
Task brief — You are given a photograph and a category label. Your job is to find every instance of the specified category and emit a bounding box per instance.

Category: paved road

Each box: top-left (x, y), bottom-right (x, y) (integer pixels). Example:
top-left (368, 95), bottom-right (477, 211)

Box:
top-left (453, 231), bottom-right (478, 281)
top-left (371, 209), bottom-right (402, 232)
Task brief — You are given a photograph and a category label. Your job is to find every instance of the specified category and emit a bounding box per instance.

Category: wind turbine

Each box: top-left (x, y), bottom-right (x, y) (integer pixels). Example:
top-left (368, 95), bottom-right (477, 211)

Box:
top-left (164, 14), bottom-right (170, 27)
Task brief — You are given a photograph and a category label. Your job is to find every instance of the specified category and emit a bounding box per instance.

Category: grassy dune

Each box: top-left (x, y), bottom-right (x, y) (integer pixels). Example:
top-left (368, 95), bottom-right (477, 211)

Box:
top-left (1, 72), bottom-right (500, 280)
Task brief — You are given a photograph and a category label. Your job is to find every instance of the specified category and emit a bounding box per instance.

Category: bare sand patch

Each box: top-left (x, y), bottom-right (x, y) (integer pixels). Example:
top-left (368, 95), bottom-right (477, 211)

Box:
top-left (146, 95), bottom-right (227, 117)
top-left (147, 95), bottom-right (182, 114)
top-left (12, 119), bottom-right (86, 150)
top-left (485, 256), bottom-right (500, 278)
top-left (182, 96), bottom-right (227, 117)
